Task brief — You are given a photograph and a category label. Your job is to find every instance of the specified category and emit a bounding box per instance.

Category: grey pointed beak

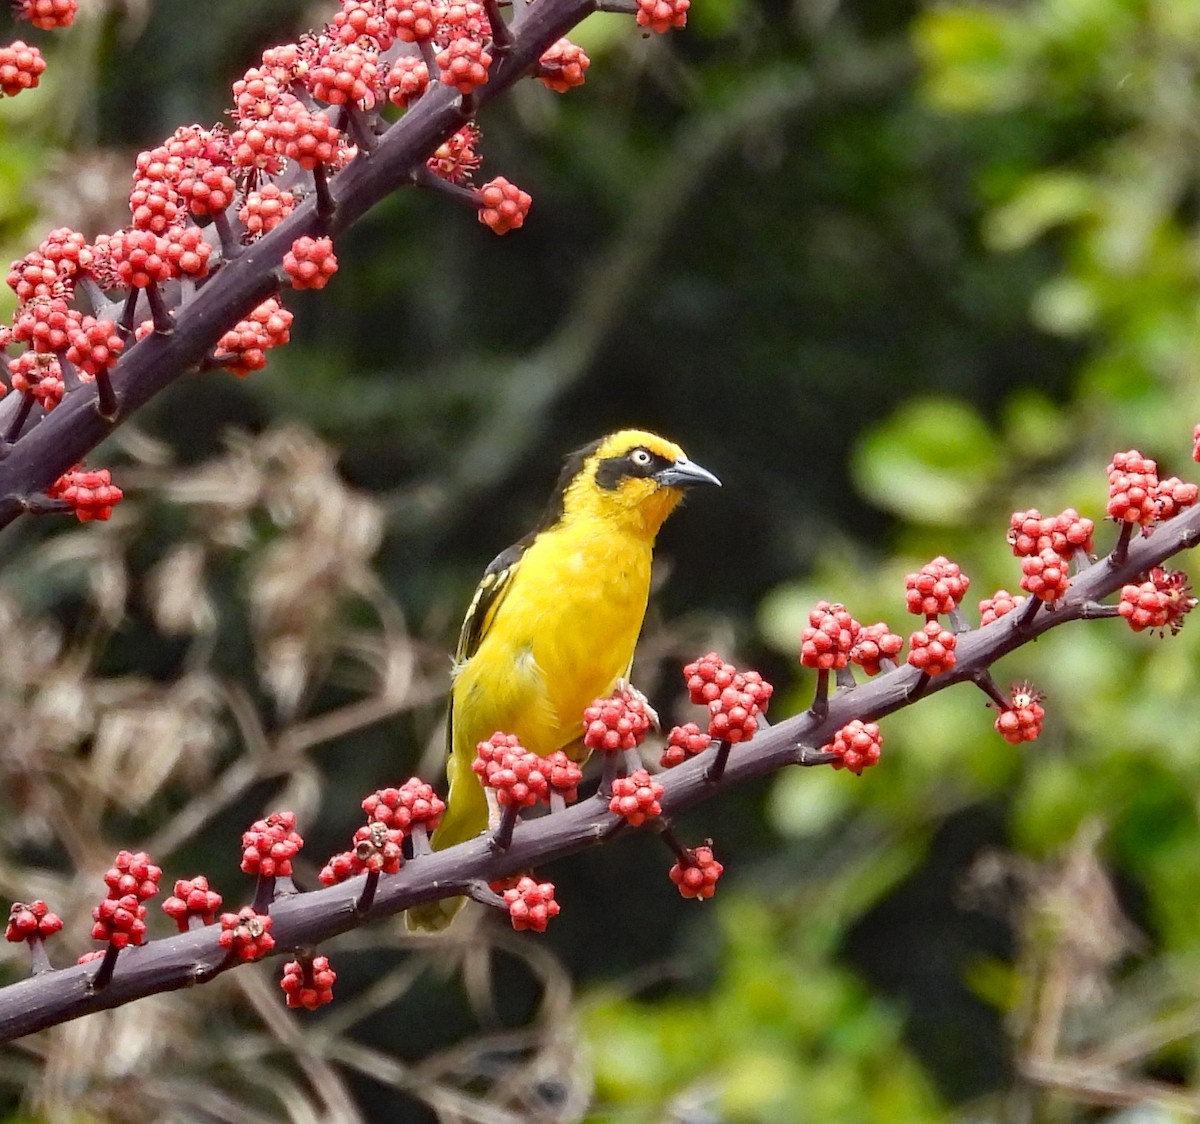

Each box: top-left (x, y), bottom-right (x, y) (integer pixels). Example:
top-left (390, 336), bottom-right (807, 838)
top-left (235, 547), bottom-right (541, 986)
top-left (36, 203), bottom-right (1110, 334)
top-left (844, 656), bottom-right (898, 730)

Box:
top-left (655, 455), bottom-right (721, 489)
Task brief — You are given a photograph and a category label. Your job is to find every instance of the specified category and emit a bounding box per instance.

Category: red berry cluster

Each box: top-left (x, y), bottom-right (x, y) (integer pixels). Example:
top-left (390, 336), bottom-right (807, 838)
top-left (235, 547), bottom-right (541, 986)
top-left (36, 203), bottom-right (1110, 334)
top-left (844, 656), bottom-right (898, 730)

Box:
top-left (283, 236), bottom-right (339, 290)
top-left (583, 689), bottom-right (654, 752)
top-left (1107, 450), bottom-right (1159, 526)
top-left (905, 556), bottom-right (969, 617)
top-left (214, 298), bottom-right (294, 376)
top-left (668, 845), bottom-right (722, 900)
top-left (822, 719), bottom-right (883, 775)
top-left (1007, 508), bottom-right (1095, 558)
top-left (428, 123), bottom-right (482, 183)
top-left (906, 620), bottom-right (956, 676)
top-left (1156, 477), bottom-right (1199, 520)
top-left (281, 955), bottom-right (337, 1009)
top-left (436, 36), bottom-right (491, 93)
top-left (538, 38), bottom-right (590, 93)
top-left (8, 352), bottom-right (62, 410)
top-left (993, 683), bottom-right (1045, 745)
top-left (241, 811), bottom-right (305, 878)
top-left (609, 769), bottom-right (665, 826)
top-left (361, 778), bottom-right (445, 833)
top-left (636, 0), bottom-right (690, 34)
top-left (683, 652), bottom-right (772, 744)
top-left (660, 721), bottom-right (711, 768)
top-left (5, 900), bottom-right (62, 942)
top-left (979, 590), bottom-right (1025, 625)
top-left (1118, 568), bottom-right (1197, 635)
top-left (17, 0), bottom-right (77, 30)
top-left (503, 876), bottom-right (560, 932)
top-left (477, 177), bottom-right (533, 236)
top-left (800, 601), bottom-right (859, 670)
top-left (0, 41), bottom-right (47, 97)
top-left (386, 56), bottom-right (430, 106)
top-left (849, 622), bottom-right (903, 676)
top-left (473, 734), bottom-right (551, 808)
top-left (320, 776), bottom-right (445, 886)
top-left (48, 467), bottom-right (123, 522)
top-left (161, 876), bottom-right (224, 931)
top-left (1019, 548), bottom-right (1070, 604)
top-left (238, 185), bottom-right (296, 238)
top-left (217, 906), bottom-right (276, 962)
top-left (91, 850), bottom-right (162, 949)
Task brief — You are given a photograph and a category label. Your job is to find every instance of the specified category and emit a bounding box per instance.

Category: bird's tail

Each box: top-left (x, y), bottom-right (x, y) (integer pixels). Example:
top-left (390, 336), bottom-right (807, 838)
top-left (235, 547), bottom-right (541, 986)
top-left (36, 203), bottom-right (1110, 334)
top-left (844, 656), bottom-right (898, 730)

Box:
top-left (405, 735), bottom-right (490, 933)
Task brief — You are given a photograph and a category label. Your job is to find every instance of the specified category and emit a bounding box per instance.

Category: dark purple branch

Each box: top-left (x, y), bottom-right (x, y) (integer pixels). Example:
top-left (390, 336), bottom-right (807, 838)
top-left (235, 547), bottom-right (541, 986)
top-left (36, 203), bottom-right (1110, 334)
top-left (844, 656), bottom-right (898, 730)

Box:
top-left (2, 499), bottom-right (1198, 1041)
top-left (0, 0), bottom-right (598, 531)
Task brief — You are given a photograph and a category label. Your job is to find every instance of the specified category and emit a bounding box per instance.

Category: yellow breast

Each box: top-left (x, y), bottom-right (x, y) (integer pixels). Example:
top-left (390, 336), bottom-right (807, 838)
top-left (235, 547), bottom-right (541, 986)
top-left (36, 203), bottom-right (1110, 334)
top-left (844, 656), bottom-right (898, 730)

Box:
top-left (452, 520), bottom-right (653, 757)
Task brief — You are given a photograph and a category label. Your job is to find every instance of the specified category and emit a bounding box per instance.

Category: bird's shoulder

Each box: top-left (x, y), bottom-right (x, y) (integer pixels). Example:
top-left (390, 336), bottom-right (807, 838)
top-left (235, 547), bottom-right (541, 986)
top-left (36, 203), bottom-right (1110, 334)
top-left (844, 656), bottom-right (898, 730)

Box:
top-left (454, 531), bottom-right (535, 664)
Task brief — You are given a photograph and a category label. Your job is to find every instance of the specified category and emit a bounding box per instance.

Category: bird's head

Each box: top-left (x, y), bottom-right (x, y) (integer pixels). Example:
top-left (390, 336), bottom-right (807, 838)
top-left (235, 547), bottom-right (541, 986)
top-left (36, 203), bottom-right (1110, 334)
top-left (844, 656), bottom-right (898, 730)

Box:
top-left (553, 429), bottom-right (720, 537)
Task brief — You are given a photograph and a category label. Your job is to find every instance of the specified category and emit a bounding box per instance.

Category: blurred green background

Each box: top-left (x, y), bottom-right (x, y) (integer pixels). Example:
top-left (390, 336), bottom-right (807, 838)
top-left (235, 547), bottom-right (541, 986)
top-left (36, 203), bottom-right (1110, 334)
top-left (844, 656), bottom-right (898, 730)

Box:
top-left (3, 0), bottom-right (1200, 1120)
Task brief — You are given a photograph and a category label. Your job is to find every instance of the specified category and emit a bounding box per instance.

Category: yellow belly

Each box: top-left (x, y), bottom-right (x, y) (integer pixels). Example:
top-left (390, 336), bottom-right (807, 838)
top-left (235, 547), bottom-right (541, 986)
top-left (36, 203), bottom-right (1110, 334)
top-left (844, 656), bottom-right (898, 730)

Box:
top-left (437, 523), bottom-right (653, 848)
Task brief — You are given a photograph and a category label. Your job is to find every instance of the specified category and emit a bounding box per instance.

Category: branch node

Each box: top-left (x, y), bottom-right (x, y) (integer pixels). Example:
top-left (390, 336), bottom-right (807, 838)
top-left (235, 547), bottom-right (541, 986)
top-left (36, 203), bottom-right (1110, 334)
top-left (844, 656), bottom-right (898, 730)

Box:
top-left (87, 943), bottom-right (121, 994)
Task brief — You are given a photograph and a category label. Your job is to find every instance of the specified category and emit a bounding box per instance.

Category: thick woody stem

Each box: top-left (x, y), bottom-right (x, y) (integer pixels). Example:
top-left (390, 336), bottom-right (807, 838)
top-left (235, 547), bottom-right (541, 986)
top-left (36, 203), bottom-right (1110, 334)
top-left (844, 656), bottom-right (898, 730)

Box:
top-left (87, 943), bottom-right (121, 994)
top-left (355, 871), bottom-right (379, 916)
top-left (490, 803), bottom-right (520, 850)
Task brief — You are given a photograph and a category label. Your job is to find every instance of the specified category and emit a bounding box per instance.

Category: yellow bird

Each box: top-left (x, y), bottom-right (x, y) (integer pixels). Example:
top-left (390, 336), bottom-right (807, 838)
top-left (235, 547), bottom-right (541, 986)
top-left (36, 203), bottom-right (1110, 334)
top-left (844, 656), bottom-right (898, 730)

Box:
top-left (409, 429), bottom-right (720, 930)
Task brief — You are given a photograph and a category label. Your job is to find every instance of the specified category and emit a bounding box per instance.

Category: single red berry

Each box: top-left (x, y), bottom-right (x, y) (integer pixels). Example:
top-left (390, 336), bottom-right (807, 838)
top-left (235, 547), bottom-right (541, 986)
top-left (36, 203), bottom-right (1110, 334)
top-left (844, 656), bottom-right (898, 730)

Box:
top-left (477, 177), bottom-right (531, 235)
top-left (906, 620), bottom-right (956, 676)
top-left (283, 236), bottom-right (339, 290)
top-left (1107, 450), bottom-right (1159, 526)
top-left (608, 768), bottom-right (665, 826)
top-left (217, 906), bottom-right (275, 961)
top-left (1019, 548), bottom-right (1070, 603)
top-left (799, 600), bottom-right (859, 670)
top-left (0, 41), bottom-right (47, 97)
top-left (1155, 477), bottom-right (1199, 520)
top-left (281, 955), bottom-right (338, 1009)
top-left (161, 876), bottom-right (223, 931)
top-left (538, 38), bottom-right (590, 92)
top-left (683, 652), bottom-right (737, 704)
top-left (660, 722), bottom-right (711, 768)
top-left (905, 556), bottom-right (969, 616)
top-left (822, 719), bottom-right (883, 775)
top-left (542, 750), bottom-right (584, 802)
top-left (503, 876), bottom-right (559, 932)
top-left (850, 622), bottom-right (904, 675)
top-left (668, 844), bottom-right (722, 900)
top-left (993, 682), bottom-right (1046, 744)
top-left (978, 590), bottom-right (1026, 625)
top-left (241, 810), bottom-right (304, 878)
top-left (5, 900), bottom-right (62, 942)
top-left (583, 689), bottom-right (653, 752)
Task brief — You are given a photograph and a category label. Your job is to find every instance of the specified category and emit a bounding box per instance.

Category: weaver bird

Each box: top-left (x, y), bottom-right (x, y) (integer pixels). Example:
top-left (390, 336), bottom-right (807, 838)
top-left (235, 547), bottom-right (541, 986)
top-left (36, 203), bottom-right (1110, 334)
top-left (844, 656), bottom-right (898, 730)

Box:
top-left (409, 429), bottom-right (720, 930)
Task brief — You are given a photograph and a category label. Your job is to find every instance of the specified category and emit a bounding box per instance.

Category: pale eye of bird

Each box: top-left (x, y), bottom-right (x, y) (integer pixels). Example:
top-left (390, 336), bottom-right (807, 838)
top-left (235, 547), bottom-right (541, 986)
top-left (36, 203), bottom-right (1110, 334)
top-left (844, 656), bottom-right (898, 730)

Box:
top-left (630, 449), bottom-right (652, 467)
